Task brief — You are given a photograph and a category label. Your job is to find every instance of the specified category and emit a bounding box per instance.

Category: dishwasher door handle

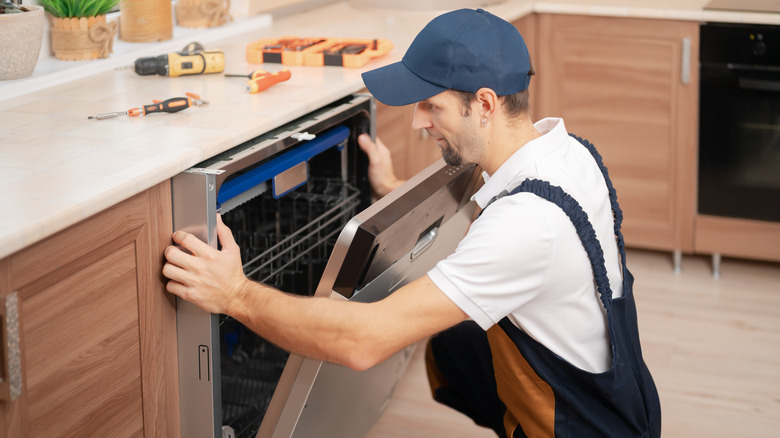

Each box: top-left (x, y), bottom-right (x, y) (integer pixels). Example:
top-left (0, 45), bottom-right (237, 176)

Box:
top-left (411, 223), bottom-right (439, 260)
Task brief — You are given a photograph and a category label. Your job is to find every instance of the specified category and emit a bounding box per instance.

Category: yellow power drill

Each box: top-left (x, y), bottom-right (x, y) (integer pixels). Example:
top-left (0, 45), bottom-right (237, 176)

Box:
top-left (133, 42), bottom-right (225, 77)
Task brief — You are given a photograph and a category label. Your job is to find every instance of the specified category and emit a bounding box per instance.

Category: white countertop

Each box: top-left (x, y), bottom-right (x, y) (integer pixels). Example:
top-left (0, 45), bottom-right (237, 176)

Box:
top-left (1, 0), bottom-right (778, 259)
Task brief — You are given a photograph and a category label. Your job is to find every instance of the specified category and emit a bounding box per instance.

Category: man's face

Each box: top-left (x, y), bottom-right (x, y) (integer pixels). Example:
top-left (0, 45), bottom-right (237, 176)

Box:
top-left (412, 91), bottom-right (481, 167)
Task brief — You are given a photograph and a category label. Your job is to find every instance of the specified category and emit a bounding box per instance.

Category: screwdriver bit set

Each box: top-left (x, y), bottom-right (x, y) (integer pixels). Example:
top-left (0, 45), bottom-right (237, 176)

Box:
top-left (245, 36), bottom-right (393, 68)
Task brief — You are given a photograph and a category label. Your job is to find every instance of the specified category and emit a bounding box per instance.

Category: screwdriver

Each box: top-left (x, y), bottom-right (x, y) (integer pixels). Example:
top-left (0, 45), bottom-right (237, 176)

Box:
top-left (225, 69), bottom-right (292, 93)
top-left (224, 69), bottom-right (269, 80)
top-left (225, 69), bottom-right (291, 94)
top-left (88, 92), bottom-right (208, 120)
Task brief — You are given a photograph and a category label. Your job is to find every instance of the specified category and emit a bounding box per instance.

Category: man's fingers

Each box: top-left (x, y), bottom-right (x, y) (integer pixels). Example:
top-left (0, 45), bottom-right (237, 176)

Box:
top-left (162, 257), bottom-right (191, 283)
top-left (164, 244), bottom-right (195, 269)
top-left (164, 278), bottom-right (189, 299)
top-left (172, 230), bottom-right (211, 257)
top-left (374, 136), bottom-right (389, 154)
top-left (216, 214), bottom-right (239, 251)
top-left (358, 133), bottom-right (379, 162)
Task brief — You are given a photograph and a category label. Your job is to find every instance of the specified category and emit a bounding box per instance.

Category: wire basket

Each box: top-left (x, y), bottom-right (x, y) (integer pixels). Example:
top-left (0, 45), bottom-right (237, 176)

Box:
top-left (219, 177), bottom-right (360, 437)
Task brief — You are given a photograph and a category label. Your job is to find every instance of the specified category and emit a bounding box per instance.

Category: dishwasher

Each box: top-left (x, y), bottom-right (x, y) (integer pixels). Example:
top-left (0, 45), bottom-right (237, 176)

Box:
top-left (171, 94), bottom-right (480, 438)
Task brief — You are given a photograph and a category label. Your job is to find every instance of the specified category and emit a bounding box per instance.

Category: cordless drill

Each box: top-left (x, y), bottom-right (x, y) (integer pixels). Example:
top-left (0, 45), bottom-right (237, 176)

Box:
top-left (133, 42), bottom-right (225, 77)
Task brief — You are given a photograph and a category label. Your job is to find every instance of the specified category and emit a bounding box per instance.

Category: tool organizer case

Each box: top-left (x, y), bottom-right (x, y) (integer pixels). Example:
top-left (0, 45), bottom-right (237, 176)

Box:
top-left (246, 36), bottom-right (393, 68)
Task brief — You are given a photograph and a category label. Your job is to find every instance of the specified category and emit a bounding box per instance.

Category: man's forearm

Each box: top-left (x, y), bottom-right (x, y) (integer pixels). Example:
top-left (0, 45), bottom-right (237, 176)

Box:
top-left (227, 281), bottom-right (388, 371)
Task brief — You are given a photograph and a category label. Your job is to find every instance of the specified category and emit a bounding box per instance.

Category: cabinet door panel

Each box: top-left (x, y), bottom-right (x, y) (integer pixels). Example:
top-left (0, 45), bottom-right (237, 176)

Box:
top-left (536, 14), bottom-right (698, 251)
top-left (0, 183), bottom-right (179, 438)
top-left (375, 101), bottom-right (413, 179)
top-left (21, 243), bottom-right (143, 437)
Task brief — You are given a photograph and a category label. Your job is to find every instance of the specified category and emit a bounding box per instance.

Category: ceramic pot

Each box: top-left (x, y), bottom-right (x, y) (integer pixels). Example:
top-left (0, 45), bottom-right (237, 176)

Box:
top-left (50, 14), bottom-right (118, 61)
top-left (0, 5), bottom-right (44, 80)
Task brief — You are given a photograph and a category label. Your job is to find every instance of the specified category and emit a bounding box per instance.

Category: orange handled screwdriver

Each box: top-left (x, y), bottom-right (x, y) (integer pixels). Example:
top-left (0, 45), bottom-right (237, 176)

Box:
top-left (88, 92), bottom-right (208, 120)
top-left (246, 69), bottom-right (291, 94)
top-left (134, 92), bottom-right (207, 116)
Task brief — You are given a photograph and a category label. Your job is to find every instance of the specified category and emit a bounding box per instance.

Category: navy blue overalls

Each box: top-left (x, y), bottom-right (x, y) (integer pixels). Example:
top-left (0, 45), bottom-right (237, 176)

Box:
top-left (426, 135), bottom-right (662, 437)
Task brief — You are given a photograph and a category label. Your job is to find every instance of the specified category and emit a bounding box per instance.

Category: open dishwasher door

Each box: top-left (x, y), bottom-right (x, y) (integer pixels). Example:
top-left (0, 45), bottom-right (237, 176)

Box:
top-left (258, 158), bottom-right (480, 438)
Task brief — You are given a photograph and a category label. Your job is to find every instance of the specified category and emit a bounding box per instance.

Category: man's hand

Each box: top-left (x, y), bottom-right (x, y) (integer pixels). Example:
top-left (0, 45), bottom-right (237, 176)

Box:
top-left (162, 214), bottom-right (249, 315)
top-left (357, 133), bottom-right (405, 199)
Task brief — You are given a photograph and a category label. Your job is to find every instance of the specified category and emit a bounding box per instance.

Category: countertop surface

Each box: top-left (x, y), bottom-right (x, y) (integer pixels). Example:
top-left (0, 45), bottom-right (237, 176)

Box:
top-left (1, 0), bottom-right (778, 259)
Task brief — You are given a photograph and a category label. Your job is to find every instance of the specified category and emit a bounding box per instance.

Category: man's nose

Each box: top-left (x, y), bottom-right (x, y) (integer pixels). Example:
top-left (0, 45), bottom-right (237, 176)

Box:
top-left (411, 103), bottom-right (432, 130)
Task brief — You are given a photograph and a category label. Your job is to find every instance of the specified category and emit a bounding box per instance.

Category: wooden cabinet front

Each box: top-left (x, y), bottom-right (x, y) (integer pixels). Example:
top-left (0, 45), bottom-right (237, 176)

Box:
top-left (0, 183), bottom-right (179, 437)
top-left (534, 14), bottom-right (699, 253)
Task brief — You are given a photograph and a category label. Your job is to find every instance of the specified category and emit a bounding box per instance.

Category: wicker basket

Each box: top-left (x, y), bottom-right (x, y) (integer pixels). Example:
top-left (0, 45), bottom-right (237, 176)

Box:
top-left (50, 15), bottom-right (117, 61)
top-left (176, 0), bottom-right (232, 28)
top-left (119, 0), bottom-right (172, 42)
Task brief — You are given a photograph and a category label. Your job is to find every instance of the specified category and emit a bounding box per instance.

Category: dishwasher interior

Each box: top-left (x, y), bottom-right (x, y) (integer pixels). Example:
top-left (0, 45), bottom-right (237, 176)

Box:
top-left (218, 127), bottom-right (368, 438)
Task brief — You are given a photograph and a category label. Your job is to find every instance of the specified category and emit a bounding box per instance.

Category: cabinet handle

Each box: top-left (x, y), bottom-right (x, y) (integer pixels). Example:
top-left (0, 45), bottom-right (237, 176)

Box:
top-left (0, 292), bottom-right (22, 401)
top-left (681, 37), bottom-right (691, 85)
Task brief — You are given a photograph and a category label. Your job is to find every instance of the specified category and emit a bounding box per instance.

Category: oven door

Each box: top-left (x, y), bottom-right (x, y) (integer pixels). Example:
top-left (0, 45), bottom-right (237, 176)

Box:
top-left (699, 23), bottom-right (780, 222)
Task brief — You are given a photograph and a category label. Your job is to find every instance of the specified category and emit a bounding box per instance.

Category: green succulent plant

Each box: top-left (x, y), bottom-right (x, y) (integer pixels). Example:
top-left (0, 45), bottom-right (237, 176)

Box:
top-left (38, 0), bottom-right (121, 18)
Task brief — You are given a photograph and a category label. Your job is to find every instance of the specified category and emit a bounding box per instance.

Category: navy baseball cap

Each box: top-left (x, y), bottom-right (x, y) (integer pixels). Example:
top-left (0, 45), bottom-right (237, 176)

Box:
top-left (362, 8), bottom-right (531, 106)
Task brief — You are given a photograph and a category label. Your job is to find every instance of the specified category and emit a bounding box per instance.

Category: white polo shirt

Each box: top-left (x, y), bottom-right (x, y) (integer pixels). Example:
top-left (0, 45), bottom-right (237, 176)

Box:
top-left (427, 118), bottom-right (623, 373)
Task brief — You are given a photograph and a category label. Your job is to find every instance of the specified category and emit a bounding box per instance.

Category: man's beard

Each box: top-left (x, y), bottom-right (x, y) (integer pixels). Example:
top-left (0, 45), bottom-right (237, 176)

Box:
top-left (439, 140), bottom-right (463, 166)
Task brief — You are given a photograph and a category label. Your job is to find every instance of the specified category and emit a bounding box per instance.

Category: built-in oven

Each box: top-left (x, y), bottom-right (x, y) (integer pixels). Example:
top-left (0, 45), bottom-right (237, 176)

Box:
top-left (171, 94), bottom-right (479, 438)
top-left (699, 22), bottom-right (780, 222)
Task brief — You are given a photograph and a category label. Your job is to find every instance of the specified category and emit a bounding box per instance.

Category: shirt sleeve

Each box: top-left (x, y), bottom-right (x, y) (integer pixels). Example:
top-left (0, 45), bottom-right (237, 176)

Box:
top-left (427, 194), bottom-right (557, 330)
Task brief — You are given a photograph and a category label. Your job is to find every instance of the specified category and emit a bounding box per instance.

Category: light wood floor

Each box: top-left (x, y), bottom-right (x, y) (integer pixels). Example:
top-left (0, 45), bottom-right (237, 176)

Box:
top-left (365, 249), bottom-right (780, 438)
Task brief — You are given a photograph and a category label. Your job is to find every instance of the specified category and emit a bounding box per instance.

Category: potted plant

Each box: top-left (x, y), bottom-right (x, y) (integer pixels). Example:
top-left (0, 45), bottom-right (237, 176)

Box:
top-left (0, 1), bottom-right (45, 80)
top-left (38, 0), bottom-right (120, 60)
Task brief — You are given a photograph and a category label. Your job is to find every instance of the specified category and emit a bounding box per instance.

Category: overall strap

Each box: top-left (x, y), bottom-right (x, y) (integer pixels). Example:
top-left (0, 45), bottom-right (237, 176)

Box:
top-left (480, 134), bottom-right (626, 309)
top-left (568, 133), bottom-right (628, 270)
top-left (505, 179), bottom-right (614, 312)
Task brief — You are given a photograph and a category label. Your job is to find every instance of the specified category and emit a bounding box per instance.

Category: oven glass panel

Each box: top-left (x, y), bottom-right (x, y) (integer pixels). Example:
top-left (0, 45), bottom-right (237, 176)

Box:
top-left (699, 23), bottom-right (780, 222)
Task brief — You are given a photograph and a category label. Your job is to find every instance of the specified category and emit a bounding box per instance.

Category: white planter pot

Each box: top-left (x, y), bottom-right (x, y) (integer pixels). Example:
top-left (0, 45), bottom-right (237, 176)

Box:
top-left (0, 5), bottom-right (44, 80)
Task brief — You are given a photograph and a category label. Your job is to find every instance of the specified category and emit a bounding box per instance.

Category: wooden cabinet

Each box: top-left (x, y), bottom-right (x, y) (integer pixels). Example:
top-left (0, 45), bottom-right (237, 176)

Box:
top-left (0, 182), bottom-right (180, 437)
top-left (513, 14), bottom-right (539, 122)
top-left (695, 215), bottom-right (780, 263)
top-left (534, 14), bottom-right (699, 253)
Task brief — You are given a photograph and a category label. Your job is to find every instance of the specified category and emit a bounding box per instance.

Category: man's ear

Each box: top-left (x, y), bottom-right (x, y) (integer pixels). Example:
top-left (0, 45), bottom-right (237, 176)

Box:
top-left (475, 87), bottom-right (498, 120)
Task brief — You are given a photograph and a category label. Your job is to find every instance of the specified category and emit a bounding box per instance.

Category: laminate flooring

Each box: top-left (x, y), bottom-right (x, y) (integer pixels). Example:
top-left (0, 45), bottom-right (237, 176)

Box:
top-left (365, 249), bottom-right (780, 438)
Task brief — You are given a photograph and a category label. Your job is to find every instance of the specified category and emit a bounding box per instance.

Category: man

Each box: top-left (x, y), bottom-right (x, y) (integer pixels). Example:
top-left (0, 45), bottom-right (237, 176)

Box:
top-left (163, 8), bottom-right (661, 438)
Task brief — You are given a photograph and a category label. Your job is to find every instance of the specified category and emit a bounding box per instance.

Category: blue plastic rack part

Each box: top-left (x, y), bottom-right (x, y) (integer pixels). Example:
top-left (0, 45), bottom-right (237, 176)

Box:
top-left (217, 125), bottom-right (350, 206)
